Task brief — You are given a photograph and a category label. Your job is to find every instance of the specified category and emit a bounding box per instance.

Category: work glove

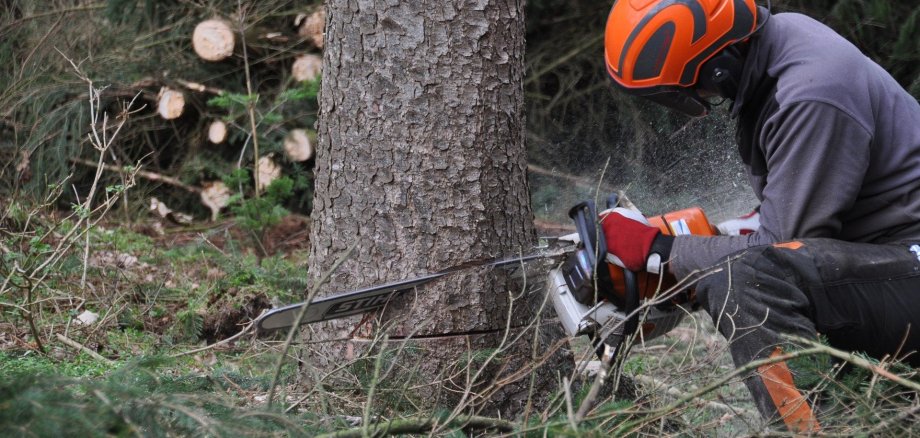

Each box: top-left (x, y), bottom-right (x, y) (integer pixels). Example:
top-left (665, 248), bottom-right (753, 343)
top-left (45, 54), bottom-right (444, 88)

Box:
top-left (599, 208), bottom-right (673, 274)
top-left (716, 208), bottom-right (760, 236)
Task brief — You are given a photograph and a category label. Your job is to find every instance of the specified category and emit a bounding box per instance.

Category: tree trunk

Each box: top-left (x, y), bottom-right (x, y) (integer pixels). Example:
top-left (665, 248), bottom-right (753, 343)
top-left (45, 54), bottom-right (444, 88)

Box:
top-left (306, 0), bottom-right (573, 417)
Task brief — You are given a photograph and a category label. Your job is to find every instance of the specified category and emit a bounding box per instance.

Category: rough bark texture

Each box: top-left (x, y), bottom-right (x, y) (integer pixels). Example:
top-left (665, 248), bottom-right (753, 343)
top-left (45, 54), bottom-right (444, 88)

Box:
top-left (306, 0), bottom-right (573, 417)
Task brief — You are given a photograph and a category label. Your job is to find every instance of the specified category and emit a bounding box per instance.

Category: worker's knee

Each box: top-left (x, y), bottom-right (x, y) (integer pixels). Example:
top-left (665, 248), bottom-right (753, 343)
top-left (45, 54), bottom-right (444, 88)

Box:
top-left (693, 243), bottom-right (816, 321)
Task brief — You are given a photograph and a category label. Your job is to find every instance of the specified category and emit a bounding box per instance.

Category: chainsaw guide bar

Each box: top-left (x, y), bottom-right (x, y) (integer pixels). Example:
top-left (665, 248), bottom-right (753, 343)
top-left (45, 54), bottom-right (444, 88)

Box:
top-left (254, 245), bottom-right (574, 333)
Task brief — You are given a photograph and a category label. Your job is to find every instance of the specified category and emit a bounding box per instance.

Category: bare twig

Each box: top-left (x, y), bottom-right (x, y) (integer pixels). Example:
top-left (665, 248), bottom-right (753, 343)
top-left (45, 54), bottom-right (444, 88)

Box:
top-left (786, 335), bottom-right (920, 393)
top-left (574, 344), bottom-right (615, 421)
top-left (315, 414), bottom-right (515, 438)
top-left (527, 163), bottom-right (617, 194)
top-left (171, 323), bottom-right (255, 358)
top-left (266, 243), bottom-right (358, 407)
top-left (524, 34), bottom-right (603, 86)
top-left (563, 377), bottom-right (578, 430)
top-left (613, 347), bottom-right (826, 435)
top-left (68, 157), bottom-right (200, 193)
top-left (56, 333), bottom-right (114, 365)
top-left (0, 3), bottom-right (106, 37)
top-left (632, 374), bottom-right (758, 417)
top-left (237, 0), bottom-right (262, 198)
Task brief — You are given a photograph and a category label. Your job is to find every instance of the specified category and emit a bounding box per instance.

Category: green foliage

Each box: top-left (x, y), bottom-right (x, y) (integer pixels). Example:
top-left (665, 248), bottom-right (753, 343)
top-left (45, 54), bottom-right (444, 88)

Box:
top-left (93, 227), bottom-right (154, 254)
top-left (279, 77), bottom-right (322, 103)
top-left (226, 173), bottom-right (305, 236)
top-left (208, 92), bottom-right (260, 122)
top-left (0, 356), bottom-right (321, 437)
top-left (1, 0), bottom-right (322, 221)
top-left (0, 351), bottom-right (115, 378)
top-left (174, 309), bottom-right (204, 342)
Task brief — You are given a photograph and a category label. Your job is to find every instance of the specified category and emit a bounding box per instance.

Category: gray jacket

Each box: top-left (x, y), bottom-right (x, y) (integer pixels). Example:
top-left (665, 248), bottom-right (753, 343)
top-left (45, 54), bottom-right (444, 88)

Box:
top-left (671, 11), bottom-right (920, 278)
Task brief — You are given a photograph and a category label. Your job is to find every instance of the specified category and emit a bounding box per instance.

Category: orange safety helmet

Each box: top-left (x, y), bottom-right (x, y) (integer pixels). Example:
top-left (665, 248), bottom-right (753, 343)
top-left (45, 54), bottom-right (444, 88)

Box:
top-left (605, 0), bottom-right (759, 116)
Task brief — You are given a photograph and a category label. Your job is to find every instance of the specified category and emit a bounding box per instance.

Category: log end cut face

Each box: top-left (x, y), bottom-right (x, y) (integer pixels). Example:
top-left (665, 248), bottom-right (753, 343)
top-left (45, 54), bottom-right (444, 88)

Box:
top-left (193, 19), bottom-right (236, 61)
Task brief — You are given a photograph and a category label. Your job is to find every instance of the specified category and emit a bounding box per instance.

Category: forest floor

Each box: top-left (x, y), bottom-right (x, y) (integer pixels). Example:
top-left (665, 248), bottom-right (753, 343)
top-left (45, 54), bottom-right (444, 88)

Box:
top-left (2, 207), bottom-right (919, 436)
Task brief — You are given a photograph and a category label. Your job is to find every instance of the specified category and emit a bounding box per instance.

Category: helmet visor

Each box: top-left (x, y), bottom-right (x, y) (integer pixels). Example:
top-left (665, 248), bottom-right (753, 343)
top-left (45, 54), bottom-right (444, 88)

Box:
top-left (641, 88), bottom-right (711, 117)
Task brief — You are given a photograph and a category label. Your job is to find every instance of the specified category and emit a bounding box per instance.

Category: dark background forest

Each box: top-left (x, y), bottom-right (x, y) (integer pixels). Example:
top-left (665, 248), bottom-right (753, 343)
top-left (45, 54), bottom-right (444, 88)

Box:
top-left (2, 0), bottom-right (917, 223)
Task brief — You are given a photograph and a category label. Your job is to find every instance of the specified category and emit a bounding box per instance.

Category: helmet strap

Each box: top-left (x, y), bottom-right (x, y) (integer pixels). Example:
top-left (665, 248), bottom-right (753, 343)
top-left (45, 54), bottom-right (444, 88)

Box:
top-left (696, 44), bottom-right (746, 100)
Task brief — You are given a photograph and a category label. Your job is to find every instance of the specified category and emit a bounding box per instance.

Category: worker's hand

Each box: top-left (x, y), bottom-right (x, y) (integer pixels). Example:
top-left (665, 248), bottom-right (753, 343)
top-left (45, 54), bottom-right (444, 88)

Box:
top-left (716, 209), bottom-right (760, 235)
top-left (599, 207), bottom-right (661, 272)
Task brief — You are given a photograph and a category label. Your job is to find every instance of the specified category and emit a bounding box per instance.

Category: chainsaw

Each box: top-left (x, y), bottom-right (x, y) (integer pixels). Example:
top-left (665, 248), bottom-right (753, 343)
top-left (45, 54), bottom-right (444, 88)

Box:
top-left (255, 194), bottom-right (716, 361)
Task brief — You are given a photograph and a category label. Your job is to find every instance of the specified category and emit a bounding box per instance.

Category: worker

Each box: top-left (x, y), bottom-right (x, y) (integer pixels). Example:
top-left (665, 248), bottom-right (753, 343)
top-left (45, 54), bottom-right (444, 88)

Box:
top-left (600, 0), bottom-right (920, 432)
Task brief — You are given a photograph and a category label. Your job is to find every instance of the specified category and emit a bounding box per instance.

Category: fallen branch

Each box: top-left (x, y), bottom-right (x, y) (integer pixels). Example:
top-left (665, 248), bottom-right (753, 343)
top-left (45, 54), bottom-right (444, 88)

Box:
top-left (176, 79), bottom-right (225, 95)
top-left (69, 157), bottom-right (200, 193)
top-left (56, 333), bottom-right (114, 366)
top-left (266, 243), bottom-right (357, 407)
top-left (633, 374), bottom-right (758, 418)
top-left (612, 346), bottom-right (826, 434)
top-left (786, 335), bottom-right (920, 393)
top-left (314, 414), bottom-right (515, 438)
top-left (171, 323), bottom-right (254, 358)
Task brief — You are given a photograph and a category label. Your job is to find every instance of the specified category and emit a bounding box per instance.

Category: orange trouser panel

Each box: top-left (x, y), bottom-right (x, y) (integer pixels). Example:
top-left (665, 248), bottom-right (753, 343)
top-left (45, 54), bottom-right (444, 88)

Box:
top-left (757, 347), bottom-right (820, 433)
top-left (773, 240), bottom-right (805, 250)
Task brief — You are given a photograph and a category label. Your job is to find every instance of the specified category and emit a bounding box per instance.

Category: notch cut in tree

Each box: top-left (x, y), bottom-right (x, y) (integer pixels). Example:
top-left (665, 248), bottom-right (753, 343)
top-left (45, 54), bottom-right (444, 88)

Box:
top-left (192, 19), bottom-right (236, 62)
top-left (306, 0), bottom-right (573, 416)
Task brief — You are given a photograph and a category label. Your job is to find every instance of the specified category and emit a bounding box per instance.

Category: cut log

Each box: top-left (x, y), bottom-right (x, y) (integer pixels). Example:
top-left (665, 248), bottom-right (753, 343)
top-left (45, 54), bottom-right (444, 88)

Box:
top-left (150, 197), bottom-right (193, 225)
top-left (284, 129), bottom-right (314, 161)
top-left (257, 155), bottom-right (281, 192)
top-left (200, 180), bottom-right (232, 221)
top-left (208, 120), bottom-right (228, 144)
top-left (157, 87), bottom-right (185, 120)
top-left (297, 7), bottom-right (326, 49)
top-left (192, 19), bottom-right (236, 61)
top-left (292, 54), bottom-right (323, 82)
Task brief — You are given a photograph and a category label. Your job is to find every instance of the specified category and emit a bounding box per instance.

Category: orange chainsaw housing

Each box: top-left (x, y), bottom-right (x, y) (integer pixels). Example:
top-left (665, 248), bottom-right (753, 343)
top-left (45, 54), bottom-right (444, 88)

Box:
top-left (605, 207), bottom-right (717, 302)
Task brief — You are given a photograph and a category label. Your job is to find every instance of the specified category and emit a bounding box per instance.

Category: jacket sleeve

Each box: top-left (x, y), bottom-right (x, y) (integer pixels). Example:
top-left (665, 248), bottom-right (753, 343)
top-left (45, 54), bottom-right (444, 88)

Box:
top-left (669, 100), bottom-right (872, 278)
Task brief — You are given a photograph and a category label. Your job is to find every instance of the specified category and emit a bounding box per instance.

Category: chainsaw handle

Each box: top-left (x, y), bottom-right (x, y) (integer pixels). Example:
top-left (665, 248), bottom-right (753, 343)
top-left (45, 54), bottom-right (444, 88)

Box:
top-left (568, 201), bottom-right (606, 266)
top-left (606, 193), bottom-right (619, 210)
top-left (568, 200), bottom-right (621, 307)
top-left (622, 269), bottom-right (640, 337)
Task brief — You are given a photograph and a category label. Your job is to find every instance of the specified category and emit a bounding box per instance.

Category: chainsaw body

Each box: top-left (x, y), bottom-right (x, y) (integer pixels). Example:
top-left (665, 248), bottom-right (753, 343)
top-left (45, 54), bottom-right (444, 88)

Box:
top-left (548, 199), bottom-right (716, 348)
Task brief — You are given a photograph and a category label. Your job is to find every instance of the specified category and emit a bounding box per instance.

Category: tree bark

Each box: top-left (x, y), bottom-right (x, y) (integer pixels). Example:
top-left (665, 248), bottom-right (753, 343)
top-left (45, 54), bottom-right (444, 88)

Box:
top-left (306, 0), bottom-right (572, 416)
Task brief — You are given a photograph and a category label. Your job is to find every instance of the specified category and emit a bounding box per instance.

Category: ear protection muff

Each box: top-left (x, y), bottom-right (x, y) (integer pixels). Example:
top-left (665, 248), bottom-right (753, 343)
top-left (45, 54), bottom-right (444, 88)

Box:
top-left (696, 43), bottom-right (746, 100)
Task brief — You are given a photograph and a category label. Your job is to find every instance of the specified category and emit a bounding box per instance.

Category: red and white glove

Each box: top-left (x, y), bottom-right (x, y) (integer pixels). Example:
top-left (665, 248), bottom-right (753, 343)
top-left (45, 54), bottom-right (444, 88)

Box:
top-left (599, 207), bottom-right (662, 273)
top-left (716, 209), bottom-right (760, 236)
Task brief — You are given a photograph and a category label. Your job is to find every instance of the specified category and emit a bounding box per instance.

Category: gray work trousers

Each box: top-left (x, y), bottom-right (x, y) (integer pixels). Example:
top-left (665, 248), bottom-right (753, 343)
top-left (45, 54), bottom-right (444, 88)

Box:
top-left (694, 238), bottom-right (920, 432)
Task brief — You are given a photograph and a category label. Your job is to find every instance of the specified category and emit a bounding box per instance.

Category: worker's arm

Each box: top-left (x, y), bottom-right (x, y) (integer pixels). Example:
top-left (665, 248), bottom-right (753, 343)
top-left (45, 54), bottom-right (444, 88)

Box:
top-left (669, 100), bottom-right (872, 278)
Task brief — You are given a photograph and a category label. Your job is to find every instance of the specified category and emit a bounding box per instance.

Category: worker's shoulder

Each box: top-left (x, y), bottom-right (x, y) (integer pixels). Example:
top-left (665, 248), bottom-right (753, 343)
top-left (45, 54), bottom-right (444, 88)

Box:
top-left (766, 13), bottom-right (883, 128)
